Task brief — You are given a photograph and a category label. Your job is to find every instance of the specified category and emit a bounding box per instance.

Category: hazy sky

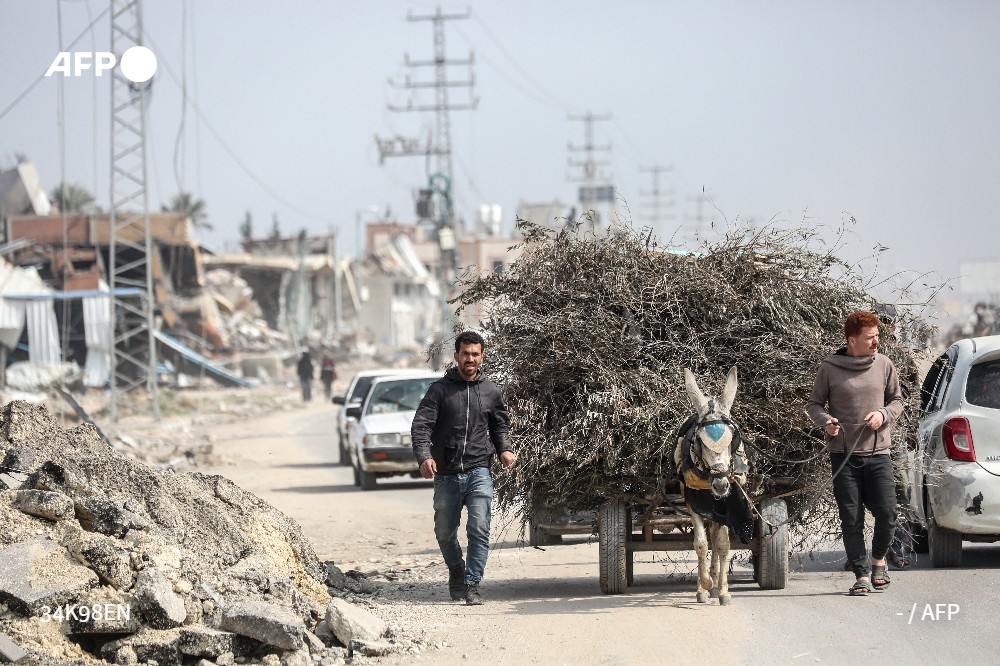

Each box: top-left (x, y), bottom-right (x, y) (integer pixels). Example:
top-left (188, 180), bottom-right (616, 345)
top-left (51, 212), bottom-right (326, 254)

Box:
top-left (2, 1), bottom-right (999, 292)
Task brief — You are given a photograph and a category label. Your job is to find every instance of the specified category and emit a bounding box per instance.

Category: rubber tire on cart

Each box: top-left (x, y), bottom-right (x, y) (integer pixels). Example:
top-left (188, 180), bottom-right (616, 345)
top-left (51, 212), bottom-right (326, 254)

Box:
top-left (599, 500), bottom-right (628, 594)
top-left (755, 497), bottom-right (788, 590)
top-left (359, 467), bottom-right (377, 491)
top-left (928, 502), bottom-right (962, 567)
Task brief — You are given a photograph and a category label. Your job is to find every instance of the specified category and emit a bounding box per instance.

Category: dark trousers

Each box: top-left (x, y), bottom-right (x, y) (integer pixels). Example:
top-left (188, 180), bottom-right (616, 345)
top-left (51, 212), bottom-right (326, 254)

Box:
top-left (830, 453), bottom-right (897, 576)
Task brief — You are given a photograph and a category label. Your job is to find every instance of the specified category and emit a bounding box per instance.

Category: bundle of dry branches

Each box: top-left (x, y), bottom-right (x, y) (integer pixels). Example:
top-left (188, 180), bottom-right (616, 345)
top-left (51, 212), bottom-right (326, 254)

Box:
top-left (453, 218), bottom-right (934, 543)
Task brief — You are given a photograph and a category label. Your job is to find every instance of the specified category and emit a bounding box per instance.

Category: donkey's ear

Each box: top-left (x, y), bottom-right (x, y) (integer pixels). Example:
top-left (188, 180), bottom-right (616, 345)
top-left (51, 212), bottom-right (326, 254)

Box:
top-left (684, 368), bottom-right (709, 414)
top-left (721, 366), bottom-right (738, 413)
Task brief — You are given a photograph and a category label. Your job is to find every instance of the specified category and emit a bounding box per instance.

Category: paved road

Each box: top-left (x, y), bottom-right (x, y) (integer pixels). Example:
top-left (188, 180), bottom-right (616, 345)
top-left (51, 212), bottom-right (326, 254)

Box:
top-left (207, 400), bottom-right (1000, 665)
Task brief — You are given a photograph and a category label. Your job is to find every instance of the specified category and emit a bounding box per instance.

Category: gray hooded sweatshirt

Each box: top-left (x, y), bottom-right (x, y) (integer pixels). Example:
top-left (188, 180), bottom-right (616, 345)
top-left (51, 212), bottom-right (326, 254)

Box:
top-left (807, 349), bottom-right (905, 455)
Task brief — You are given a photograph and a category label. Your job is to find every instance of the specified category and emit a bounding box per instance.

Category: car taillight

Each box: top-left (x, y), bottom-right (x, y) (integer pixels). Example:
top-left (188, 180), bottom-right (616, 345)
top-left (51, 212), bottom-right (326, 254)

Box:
top-left (943, 417), bottom-right (976, 462)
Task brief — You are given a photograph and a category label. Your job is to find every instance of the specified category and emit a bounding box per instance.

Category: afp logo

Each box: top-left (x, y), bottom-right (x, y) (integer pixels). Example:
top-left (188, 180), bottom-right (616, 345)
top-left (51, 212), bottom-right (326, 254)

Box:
top-left (45, 46), bottom-right (157, 83)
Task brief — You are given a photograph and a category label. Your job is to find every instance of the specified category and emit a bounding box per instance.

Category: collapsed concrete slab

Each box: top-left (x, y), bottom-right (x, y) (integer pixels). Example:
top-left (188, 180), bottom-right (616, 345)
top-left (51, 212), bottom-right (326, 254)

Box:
top-left (221, 601), bottom-right (305, 651)
top-left (178, 625), bottom-right (257, 659)
top-left (134, 568), bottom-right (187, 629)
top-left (0, 536), bottom-right (98, 614)
top-left (324, 598), bottom-right (387, 646)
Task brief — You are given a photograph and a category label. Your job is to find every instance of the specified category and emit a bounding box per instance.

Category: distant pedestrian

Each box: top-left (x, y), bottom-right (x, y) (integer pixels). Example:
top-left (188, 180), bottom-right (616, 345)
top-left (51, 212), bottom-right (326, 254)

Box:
top-left (411, 330), bottom-right (516, 605)
top-left (320, 355), bottom-right (337, 400)
top-left (297, 351), bottom-right (314, 402)
top-left (807, 310), bottom-right (905, 596)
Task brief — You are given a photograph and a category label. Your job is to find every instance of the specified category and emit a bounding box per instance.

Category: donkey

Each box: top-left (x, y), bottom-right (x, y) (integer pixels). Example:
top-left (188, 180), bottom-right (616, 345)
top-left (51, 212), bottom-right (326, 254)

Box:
top-left (674, 366), bottom-right (751, 606)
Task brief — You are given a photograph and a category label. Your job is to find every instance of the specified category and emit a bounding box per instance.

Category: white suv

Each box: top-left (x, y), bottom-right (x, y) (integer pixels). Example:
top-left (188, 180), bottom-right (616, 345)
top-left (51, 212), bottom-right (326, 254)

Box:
top-left (909, 335), bottom-right (1000, 566)
top-left (346, 372), bottom-right (440, 490)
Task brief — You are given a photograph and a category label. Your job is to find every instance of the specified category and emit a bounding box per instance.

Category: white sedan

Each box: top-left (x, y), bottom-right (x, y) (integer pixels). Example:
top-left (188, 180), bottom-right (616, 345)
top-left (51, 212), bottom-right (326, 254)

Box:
top-left (347, 372), bottom-right (440, 490)
top-left (910, 335), bottom-right (1000, 566)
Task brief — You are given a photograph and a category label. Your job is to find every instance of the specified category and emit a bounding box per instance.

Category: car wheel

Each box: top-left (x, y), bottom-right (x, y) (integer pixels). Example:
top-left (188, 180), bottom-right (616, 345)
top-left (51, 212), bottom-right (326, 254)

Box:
top-left (338, 433), bottom-right (350, 466)
top-left (359, 468), bottom-right (378, 491)
top-left (928, 502), bottom-right (962, 567)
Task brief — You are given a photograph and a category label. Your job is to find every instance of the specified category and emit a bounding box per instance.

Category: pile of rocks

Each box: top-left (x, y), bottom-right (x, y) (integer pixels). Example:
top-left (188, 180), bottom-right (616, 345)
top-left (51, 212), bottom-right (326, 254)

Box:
top-left (0, 401), bottom-right (396, 665)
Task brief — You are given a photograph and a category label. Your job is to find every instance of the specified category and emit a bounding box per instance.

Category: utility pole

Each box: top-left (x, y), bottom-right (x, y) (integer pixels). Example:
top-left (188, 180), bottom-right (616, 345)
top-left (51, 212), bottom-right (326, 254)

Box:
top-left (567, 111), bottom-right (613, 233)
top-left (109, 0), bottom-right (159, 423)
top-left (376, 6), bottom-right (477, 329)
top-left (686, 191), bottom-right (711, 241)
top-left (638, 164), bottom-right (676, 234)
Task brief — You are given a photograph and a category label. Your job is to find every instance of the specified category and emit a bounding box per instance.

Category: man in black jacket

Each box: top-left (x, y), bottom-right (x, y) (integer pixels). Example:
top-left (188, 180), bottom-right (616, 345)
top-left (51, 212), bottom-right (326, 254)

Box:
top-left (411, 330), bottom-right (516, 605)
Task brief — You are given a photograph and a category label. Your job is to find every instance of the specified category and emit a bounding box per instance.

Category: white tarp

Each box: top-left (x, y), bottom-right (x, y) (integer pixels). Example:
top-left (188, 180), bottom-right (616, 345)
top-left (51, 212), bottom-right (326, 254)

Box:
top-left (0, 260), bottom-right (52, 350)
top-left (83, 280), bottom-right (111, 387)
top-left (25, 299), bottom-right (60, 365)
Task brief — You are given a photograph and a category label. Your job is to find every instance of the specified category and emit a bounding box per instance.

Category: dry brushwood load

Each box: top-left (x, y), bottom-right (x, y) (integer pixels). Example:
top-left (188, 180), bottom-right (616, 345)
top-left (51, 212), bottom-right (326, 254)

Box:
top-left (453, 219), bottom-right (934, 541)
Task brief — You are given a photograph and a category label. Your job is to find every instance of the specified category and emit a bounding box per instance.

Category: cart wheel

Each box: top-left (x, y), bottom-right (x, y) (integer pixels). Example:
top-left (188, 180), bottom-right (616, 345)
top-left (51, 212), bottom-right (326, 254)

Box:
top-left (599, 500), bottom-right (628, 594)
top-left (756, 497), bottom-right (788, 590)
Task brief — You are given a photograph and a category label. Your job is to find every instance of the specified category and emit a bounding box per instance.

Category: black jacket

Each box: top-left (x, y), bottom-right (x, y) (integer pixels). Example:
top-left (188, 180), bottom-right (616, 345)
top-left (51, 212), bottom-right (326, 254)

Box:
top-left (411, 367), bottom-right (512, 474)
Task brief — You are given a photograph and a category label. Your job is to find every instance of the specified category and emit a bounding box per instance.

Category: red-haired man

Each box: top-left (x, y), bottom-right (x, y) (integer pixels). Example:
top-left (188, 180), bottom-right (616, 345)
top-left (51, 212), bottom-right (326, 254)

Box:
top-left (807, 310), bottom-right (905, 596)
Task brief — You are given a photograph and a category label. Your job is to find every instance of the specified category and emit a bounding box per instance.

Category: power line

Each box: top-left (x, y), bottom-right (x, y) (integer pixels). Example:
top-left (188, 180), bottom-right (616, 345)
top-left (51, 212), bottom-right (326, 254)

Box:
top-left (0, 5), bottom-right (110, 122)
top-left (143, 32), bottom-right (336, 224)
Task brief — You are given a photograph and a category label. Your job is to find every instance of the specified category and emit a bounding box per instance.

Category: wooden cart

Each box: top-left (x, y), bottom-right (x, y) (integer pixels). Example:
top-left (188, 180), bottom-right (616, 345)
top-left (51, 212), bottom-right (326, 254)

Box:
top-left (596, 489), bottom-right (789, 594)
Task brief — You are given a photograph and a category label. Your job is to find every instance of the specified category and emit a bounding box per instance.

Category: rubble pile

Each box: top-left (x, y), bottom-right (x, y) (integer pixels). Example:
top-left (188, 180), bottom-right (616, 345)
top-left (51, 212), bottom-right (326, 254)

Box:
top-left (0, 401), bottom-right (401, 665)
top-left (203, 270), bottom-right (289, 352)
top-left (454, 220), bottom-right (934, 542)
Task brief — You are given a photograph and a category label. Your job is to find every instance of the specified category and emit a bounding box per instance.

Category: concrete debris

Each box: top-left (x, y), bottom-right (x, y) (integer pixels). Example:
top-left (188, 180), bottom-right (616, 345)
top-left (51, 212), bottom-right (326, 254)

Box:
top-left (61, 526), bottom-right (135, 590)
top-left (100, 628), bottom-right (182, 666)
top-left (9, 489), bottom-right (74, 522)
top-left (324, 598), bottom-right (387, 646)
top-left (178, 625), bottom-right (255, 659)
top-left (0, 536), bottom-right (98, 614)
top-left (0, 400), bottom-right (378, 665)
top-left (66, 587), bottom-right (141, 635)
top-left (134, 568), bottom-right (187, 629)
top-left (220, 601), bottom-right (305, 651)
top-left (0, 631), bottom-right (27, 663)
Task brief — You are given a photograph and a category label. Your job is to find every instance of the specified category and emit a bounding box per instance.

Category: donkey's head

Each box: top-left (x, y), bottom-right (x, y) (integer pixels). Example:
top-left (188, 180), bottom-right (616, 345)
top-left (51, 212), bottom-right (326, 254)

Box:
top-left (683, 366), bottom-right (740, 500)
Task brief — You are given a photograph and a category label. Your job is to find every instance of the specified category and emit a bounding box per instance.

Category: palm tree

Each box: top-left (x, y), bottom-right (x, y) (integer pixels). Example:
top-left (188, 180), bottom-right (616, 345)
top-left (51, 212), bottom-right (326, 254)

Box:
top-left (163, 192), bottom-right (211, 230)
top-left (51, 182), bottom-right (98, 213)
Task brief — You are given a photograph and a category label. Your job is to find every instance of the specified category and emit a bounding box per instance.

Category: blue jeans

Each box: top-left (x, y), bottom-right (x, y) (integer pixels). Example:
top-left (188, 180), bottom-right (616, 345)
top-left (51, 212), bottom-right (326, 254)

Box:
top-left (433, 467), bottom-right (493, 585)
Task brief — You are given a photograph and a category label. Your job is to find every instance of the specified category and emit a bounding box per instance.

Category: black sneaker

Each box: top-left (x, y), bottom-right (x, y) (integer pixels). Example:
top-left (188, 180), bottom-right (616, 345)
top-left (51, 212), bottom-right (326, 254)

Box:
top-left (448, 562), bottom-right (466, 601)
top-left (465, 583), bottom-right (483, 606)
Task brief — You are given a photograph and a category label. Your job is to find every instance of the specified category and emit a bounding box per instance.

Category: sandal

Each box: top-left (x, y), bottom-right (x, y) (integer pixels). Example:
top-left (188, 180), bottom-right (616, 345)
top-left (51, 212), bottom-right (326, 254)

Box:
top-left (849, 577), bottom-right (873, 596)
top-left (871, 564), bottom-right (891, 590)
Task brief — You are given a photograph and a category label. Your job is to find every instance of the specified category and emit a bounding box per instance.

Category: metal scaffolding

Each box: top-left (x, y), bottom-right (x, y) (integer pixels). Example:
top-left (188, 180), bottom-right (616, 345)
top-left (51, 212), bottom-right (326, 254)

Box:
top-left (108, 0), bottom-right (159, 422)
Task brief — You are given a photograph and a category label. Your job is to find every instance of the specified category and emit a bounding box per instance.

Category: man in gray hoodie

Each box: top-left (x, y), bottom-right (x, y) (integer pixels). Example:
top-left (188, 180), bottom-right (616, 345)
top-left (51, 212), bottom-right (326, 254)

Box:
top-left (807, 310), bottom-right (905, 596)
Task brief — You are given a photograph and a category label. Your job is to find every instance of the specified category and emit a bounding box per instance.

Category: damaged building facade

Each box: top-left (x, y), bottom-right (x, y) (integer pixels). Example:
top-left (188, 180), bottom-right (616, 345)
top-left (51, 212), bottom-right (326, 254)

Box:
top-left (1, 161), bottom-right (524, 393)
